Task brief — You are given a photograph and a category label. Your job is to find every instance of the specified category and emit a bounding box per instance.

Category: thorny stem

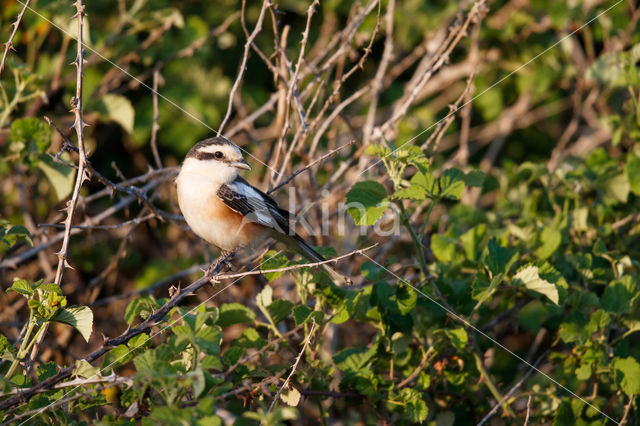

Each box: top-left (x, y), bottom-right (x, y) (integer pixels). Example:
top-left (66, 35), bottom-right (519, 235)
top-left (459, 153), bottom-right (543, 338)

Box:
top-left (29, 0), bottom-right (89, 366)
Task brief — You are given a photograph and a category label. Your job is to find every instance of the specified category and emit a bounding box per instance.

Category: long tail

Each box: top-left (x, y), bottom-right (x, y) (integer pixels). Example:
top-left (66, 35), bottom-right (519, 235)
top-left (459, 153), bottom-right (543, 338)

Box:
top-left (269, 231), bottom-right (351, 286)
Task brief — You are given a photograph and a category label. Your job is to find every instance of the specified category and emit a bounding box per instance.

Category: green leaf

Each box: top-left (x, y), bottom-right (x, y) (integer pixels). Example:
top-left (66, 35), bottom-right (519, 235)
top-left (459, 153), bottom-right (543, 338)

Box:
top-left (461, 224), bottom-right (486, 261)
top-left (397, 388), bottom-right (429, 423)
top-left (293, 305), bottom-right (312, 326)
top-left (95, 94), bottom-right (135, 133)
top-left (346, 181), bottom-right (389, 226)
top-left (260, 250), bottom-right (290, 281)
top-left (486, 238), bottom-right (517, 276)
top-left (333, 345), bottom-right (377, 372)
top-left (74, 359), bottom-right (101, 379)
top-left (575, 363), bottom-right (592, 381)
top-left (9, 118), bottom-right (50, 166)
top-left (613, 357), bottom-right (640, 396)
top-left (461, 170), bottom-right (486, 187)
top-left (124, 296), bottom-right (158, 325)
top-left (604, 173), bottom-right (630, 203)
top-left (602, 279), bottom-right (634, 314)
top-left (535, 227), bottom-right (561, 260)
top-left (36, 362), bottom-right (57, 381)
top-left (513, 265), bottom-right (559, 305)
top-left (627, 154), bottom-right (640, 195)
top-left (395, 284), bottom-right (417, 315)
top-left (472, 273), bottom-right (503, 303)
top-left (50, 306), bottom-right (94, 342)
top-left (38, 153), bottom-right (75, 201)
top-left (391, 184), bottom-right (426, 200)
top-left (7, 278), bottom-right (33, 297)
top-left (431, 234), bottom-right (456, 262)
top-left (444, 328), bottom-right (468, 350)
top-left (217, 303), bottom-right (255, 328)
top-left (266, 299), bottom-right (294, 324)
top-left (422, 169), bottom-right (465, 200)
top-left (553, 401), bottom-right (574, 426)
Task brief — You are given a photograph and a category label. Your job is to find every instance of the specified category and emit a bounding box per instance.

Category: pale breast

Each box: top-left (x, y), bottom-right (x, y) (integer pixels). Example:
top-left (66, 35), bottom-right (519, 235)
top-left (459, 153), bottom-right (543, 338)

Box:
top-left (177, 171), bottom-right (267, 251)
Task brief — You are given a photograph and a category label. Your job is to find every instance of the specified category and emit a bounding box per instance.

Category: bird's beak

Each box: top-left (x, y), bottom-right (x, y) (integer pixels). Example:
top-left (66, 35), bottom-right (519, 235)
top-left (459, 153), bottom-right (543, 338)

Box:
top-left (231, 159), bottom-right (251, 170)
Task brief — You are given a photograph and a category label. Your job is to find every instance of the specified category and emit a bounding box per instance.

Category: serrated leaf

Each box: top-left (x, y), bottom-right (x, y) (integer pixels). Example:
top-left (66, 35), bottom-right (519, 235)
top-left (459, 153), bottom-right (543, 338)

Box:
top-left (256, 285), bottom-right (273, 308)
top-left (613, 357), bottom-right (640, 396)
top-left (74, 359), bottom-right (101, 379)
top-left (602, 279), bottom-right (633, 314)
top-left (293, 305), bottom-right (312, 326)
top-left (514, 265), bottom-right (559, 305)
top-left (444, 328), bottom-right (468, 350)
top-left (604, 173), bottom-right (630, 203)
top-left (535, 227), bottom-right (561, 260)
top-left (391, 184), bottom-right (426, 200)
top-left (281, 387), bottom-right (301, 406)
top-left (124, 296), bottom-right (158, 325)
top-left (266, 299), bottom-right (294, 324)
top-left (260, 250), bottom-right (290, 281)
top-left (462, 170), bottom-right (486, 187)
top-left (461, 224), bottom-right (486, 261)
top-left (431, 234), bottom-right (455, 262)
top-left (627, 154), bottom-right (640, 195)
top-left (51, 306), bottom-right (94, 342)
top-left (486, 238), bottom-right (517, 276)
top-left (7, 279), bottom-right (33, 297)
top-left (38, 153), bottom-right (75, 201)
top-left (217, 303), bottom-right (255, 328)
top-left (96, 94), bottom-right (135, 133)
top-left (346, 181), bottom-right (389, 226)
top-left (334, 345), bottom-right (377, 372)
top-left (471, 272), bottom-right (503, 302)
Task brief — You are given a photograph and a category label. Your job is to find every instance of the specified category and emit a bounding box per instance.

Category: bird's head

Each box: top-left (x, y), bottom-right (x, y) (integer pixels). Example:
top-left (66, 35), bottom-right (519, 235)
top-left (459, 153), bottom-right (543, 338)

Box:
top-left (181, 137), bottom-right (251, 183)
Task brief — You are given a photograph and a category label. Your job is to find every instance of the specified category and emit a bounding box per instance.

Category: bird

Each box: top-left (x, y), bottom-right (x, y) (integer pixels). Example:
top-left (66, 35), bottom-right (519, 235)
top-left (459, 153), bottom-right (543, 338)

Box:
top-left (176, 136), bottom-right (350, 285)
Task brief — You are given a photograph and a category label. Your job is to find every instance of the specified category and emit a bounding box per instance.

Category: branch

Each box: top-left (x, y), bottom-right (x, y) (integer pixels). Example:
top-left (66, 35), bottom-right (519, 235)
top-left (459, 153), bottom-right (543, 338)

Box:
top-left (217, 0), bottom-right (271, 135)
top-left (0, 373), bottom-right (132, 397)
top-left (0, 0), bottom-right (30, 82)
top-left (25, 0), bottom-right (88, 369)
top-left (212, 244), bottom-right (376, 281)
top-left (267, 140), bottom-right (354, 194)
top-left (477, 351), bottom-right (548, 426)
top-left (0, 251), bottom-right (235, 412)
top-left (268, 319), bottom-right (317, 412)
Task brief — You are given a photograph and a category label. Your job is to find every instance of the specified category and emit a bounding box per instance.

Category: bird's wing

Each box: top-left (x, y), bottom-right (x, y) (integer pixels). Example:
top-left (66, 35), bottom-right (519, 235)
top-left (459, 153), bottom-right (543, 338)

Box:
top-left (216, 177), bottom-right (292, 234)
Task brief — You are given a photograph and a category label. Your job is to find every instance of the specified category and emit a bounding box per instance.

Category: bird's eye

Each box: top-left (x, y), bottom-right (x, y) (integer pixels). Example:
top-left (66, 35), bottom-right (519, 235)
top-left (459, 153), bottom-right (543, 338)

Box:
top-left (214, 151), bottom-right (224, 159)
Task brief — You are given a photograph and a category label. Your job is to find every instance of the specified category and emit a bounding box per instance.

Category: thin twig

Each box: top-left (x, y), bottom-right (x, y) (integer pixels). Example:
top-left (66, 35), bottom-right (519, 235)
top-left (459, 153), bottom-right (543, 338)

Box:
top-left (524, 395), bottom-right (532, 425)
top-left (267, 141), bottom-right (354, 194)
top-left (0, 0), bottom-right (31, 82)
top-left (27, 0), bottom-right (89, 368)
top-left (0, 373), bottom-right (132, 397)
top-left (213, 244), bottom-right (375, 281)
top-left (38, 214), bottom-right (156, 231)
top-left (150, 70), bottom-right (162, 169)
top-left (477, 351), bottom-right (548, 426)
top-left (619, 394), bottom-right (634, 425)
top-left (217, 0), bottom-right (271, 135)
top-left (268, 318), bottom-right (317, 412)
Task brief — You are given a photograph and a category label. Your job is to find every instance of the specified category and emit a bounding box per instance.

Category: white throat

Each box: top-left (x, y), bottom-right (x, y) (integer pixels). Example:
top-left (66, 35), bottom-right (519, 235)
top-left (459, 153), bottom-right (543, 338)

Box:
top-left (178, 157), bottom-right (239, 186)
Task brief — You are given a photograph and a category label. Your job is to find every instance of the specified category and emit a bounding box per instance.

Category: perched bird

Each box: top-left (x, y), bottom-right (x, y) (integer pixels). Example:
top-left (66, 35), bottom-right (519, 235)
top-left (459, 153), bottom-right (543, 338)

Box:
top-left (176, 136), bottom-right (349, 285)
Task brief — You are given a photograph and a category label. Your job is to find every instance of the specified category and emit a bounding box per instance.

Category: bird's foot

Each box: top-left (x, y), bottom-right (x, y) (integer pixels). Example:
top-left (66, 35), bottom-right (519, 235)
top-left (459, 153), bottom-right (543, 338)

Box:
top-left (205, 248), bottom-right (239, 276)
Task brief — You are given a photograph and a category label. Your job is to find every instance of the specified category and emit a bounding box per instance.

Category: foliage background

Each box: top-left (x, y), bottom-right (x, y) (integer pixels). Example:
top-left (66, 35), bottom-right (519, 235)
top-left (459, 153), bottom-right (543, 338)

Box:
top-left (0, 0), bottom-right (639, 424)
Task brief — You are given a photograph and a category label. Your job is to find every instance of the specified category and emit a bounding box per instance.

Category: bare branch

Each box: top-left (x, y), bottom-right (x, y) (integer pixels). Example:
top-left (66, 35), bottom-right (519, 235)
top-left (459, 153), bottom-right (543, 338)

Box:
top-left (268, 319), bottom-right (317, 412)
top-left (267, 140), bottom-right (354, 194)
top-left (217, 0), bottom-right (271, 135)
top-left (0, 0), bottom-right (30, 82)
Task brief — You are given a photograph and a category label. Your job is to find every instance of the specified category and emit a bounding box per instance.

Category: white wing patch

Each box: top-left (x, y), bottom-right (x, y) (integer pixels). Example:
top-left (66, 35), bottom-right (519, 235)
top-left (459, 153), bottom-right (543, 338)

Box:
top-left (226, 180), bottom-right (279, 227)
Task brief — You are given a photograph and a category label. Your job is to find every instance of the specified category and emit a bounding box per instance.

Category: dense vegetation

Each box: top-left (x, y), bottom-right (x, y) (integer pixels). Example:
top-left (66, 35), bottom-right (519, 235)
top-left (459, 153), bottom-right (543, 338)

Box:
top-left (0, 0), bottom-right (639, 424)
